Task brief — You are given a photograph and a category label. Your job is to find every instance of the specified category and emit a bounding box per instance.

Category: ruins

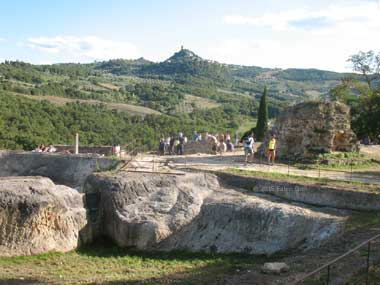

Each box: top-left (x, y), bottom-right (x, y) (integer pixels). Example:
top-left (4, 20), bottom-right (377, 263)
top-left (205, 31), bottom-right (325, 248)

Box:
top-left (259, 101), bottom-right (358, 159)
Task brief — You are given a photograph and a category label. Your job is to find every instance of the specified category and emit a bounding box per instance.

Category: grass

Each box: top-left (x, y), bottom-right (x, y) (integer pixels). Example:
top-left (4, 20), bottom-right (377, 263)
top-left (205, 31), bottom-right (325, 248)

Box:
top-left (0, 240), bottom-right (272, 285)
top-left (95, 82), bottom-right (120, 91)
top-left (226, 167), bottom-right (344, 184)
top-left (348, 264), bottom-right (380, 284)
top-left (295, 162), bottom-right (380, 172)
top-left (346, 211), bottom-right (380, 231)
top-left (294, 151), bottom-right (380, 172)
top-left (223, 168), bottom-right (380, 192)
top-left (183, 94), bottom-right (220, 109)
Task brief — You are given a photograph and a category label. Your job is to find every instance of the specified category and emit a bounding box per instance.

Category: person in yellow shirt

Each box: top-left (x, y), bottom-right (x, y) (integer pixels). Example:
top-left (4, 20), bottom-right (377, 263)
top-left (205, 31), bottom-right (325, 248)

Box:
top-left (267, 134), bottom-right (276, 165)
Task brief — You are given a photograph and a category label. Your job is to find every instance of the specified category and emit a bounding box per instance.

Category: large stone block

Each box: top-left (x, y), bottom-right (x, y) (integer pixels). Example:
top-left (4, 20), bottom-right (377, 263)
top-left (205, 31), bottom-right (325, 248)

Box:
top-left (0, 176), bottom-right (86, 256)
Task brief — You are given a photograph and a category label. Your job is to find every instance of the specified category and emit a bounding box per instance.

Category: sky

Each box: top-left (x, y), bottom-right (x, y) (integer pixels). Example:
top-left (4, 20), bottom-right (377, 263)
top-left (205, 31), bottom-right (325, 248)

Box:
top-left (0, 0), bottom-right (379, 72)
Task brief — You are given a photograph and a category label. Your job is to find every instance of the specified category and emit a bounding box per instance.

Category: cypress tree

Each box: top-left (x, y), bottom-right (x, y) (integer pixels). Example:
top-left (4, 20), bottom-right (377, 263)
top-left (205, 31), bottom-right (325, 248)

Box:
top-left (255, 86), bottom-right (268, 141)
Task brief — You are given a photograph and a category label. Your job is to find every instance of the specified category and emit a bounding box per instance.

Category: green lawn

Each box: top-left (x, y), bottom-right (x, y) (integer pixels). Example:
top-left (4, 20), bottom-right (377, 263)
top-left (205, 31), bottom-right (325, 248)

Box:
top-left (0, 241), bottom-right (272, 285)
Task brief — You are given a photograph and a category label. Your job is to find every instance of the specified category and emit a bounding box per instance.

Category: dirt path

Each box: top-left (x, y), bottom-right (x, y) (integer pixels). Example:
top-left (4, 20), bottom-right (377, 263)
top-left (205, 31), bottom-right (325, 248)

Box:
top-left (125, 151), bottom-right (380, 184)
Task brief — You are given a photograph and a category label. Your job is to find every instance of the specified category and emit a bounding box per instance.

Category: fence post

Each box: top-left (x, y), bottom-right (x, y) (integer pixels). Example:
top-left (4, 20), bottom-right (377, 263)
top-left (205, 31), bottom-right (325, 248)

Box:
top-left (287, 155), bottom-right (290, 176)
top-left (326, 265), bottom-right (330, 285)
top-left (366, 241), bottom-right (371, 285)
top-left (350, 159), bottom-right (353, 183)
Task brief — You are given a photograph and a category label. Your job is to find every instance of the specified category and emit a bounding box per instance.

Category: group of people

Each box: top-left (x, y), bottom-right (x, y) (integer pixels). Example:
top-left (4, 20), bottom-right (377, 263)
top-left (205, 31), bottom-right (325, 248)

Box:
top-left (243, 132), bottom-right (277, 165)
top-left (158, 132), bottom-right (187, 155)
top-left (32, 144), bottom-right (57, 153)
top-left (208, 132), bottom-right (237, 154)
top-left (157, 130), bottom-right (277, 165)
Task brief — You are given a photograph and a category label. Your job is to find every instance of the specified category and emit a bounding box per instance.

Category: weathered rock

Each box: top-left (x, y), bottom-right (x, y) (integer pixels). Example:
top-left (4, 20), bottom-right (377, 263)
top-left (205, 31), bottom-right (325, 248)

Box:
top-left (84, 172), bottom-right (346, 254)
top-left (258, 101), bottom-right (358, 159)
top-left (0, 151), bottom-right (120, 191)
top-left (0, 176), bottom-right (86, 256)
top-left (261, 262), bottom-right (290, 274)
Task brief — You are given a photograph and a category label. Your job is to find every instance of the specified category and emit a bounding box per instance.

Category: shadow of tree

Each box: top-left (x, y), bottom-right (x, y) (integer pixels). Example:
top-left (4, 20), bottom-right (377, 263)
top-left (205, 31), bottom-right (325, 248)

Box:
top-left (76, 238), bottom-right (276, 285)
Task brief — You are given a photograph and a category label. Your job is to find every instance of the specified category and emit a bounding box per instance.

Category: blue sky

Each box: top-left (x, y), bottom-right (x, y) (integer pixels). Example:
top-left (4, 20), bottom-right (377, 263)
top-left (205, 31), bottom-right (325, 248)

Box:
top-left (0, 0), bottom-right (379, 71)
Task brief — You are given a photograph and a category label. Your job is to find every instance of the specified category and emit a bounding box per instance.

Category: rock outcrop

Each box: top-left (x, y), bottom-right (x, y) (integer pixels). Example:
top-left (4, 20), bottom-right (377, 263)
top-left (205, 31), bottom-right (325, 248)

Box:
top-left (258, 101), bottom-right (358, 159)
top-left (84, 172), bottom-right (346, 255)
top-left (0, 176), bottom-right (86, 256)
top-left (261, 262), bottom-right (290, 274)
top-left (0, 151), bottom-right (120, 191)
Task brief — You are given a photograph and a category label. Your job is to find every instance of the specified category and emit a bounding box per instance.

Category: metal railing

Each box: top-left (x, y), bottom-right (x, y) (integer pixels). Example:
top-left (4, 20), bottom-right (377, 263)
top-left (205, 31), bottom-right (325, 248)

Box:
top-left (292, 232), bottom-right (380, 284)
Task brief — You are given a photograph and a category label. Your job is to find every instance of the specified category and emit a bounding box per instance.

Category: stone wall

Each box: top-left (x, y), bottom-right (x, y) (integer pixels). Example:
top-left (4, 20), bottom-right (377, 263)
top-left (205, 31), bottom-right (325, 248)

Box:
top-left (54, 145), bottom-right (114, 156)
top-left (184, 140), bottom-right (215, 155)
top-left (216, 172), bottom-right (380, 211)
top-left (258, 101), bottom-right (358, 159)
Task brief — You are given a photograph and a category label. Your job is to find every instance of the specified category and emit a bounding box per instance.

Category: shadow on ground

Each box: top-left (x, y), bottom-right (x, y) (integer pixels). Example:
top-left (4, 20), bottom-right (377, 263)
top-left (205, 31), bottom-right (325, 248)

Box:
top-left (77, 239), bottom-right (276, 285)
top-left (0, 279), bottom-right (45, 285)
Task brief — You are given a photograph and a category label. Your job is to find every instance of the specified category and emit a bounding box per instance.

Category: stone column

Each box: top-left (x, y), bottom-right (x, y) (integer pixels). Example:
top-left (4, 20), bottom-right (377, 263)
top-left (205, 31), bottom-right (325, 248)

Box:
top-left (75, 133), bottom-right (79, 154)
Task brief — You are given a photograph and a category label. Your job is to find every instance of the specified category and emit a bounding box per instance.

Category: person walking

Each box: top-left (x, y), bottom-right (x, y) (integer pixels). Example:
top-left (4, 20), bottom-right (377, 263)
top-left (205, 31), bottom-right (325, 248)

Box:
top-left (244, 132), bottom-right (254, 164)
top-left (267, 134), bottom-right (276, 165)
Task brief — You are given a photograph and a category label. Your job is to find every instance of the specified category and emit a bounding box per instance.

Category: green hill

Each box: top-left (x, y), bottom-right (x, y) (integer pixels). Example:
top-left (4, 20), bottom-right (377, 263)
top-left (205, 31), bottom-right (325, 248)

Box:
top-left (0, 47), bottom-right (353, 150)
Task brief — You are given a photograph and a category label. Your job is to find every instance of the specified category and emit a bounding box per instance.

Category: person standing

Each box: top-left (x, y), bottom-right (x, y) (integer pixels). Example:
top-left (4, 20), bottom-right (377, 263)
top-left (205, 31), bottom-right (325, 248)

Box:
top-left (234, 132), bottom-right (238, 146)
top-left (226, 139), bottom-right (234, 152)
top-left (169, 135), bottom-right (175, 155)
top-left (244, 132), bottom-right (254, 164)
top-left (158, 138), bottom-right (165, 156)
top-left (267, 134), bottom-right (276, 165)
top-left (178, 132), bottom-right (185, 155)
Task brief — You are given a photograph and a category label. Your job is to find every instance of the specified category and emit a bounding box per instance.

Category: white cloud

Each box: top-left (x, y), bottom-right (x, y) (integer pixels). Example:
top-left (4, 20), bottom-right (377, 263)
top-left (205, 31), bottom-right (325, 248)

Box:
top-left (203, 33), bottom-right (378, 72)
top-left (0, 38), bottom-right (5, 42)
top-left (224, 2), bottom-right (380, 31)
top-left (219, 2), bottom-right (380, 71)
top-left (26, 35), bottom-right (140, 61)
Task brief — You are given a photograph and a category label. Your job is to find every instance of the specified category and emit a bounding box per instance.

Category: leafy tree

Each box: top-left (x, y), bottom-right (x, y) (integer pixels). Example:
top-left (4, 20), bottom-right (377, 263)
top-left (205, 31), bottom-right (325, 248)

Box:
top-left (255, 87), bottom-right (268, 141)
top-left (331, 50), bottom-right (380, 141)
top-left (347, 50), bottom-right (380, 91)
top-left (351, 91), bottom-right (380, 140)
top-left (330, 77), bottom-right (359, 104)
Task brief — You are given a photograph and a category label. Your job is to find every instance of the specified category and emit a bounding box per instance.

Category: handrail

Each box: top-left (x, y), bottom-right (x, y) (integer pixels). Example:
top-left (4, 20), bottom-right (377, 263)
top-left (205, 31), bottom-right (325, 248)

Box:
top-left (292, 232), bottom-right (380, 284)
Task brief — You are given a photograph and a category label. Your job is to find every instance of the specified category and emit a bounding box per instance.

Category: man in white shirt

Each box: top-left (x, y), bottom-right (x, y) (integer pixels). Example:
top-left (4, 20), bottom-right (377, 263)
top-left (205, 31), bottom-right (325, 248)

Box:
top-left (243, 132), bottom-right (255, 164)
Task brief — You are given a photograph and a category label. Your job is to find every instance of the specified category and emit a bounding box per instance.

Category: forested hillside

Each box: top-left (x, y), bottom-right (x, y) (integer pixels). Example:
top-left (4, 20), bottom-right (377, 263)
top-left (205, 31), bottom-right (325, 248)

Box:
top-left (0, 47), bottom-right (351, 150)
